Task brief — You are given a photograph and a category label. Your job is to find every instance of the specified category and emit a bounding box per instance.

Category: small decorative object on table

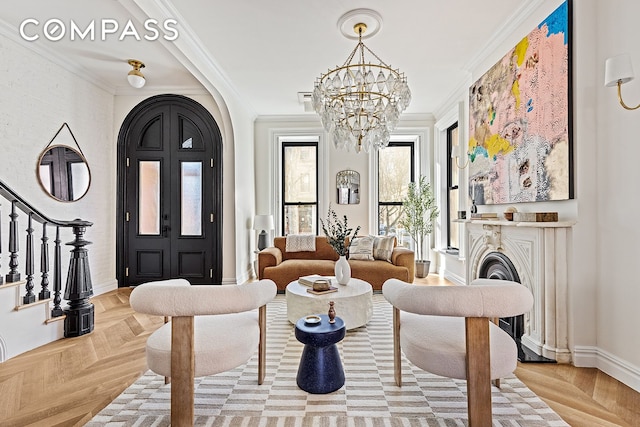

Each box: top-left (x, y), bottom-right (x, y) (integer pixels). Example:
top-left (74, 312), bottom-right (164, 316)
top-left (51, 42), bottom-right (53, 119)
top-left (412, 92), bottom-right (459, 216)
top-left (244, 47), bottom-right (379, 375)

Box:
top-left (328, 301), bottom-right (336, 324)
top-left (320, 205), bottom-right (361, 285)
top-left (503, 206), bottom-right (517, 221)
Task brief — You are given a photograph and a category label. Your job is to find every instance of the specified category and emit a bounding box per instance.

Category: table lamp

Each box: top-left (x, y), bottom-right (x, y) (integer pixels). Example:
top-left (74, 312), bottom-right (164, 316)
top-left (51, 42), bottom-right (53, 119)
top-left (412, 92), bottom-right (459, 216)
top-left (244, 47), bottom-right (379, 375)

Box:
top-left (253, 214), bottom-right (274, 250)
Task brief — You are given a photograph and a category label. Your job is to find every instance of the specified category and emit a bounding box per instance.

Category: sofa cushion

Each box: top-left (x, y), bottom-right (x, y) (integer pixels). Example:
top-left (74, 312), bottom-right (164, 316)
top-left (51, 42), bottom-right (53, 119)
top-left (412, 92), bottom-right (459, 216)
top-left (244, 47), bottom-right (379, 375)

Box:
top-left (373, 235), bottom-right (396, 262)
top-left (285, 234), bottom-right (316, 252)
top-left (349, 235), bottom-right (374, 260)
top-left (274, 237), bottom-right (339, 261)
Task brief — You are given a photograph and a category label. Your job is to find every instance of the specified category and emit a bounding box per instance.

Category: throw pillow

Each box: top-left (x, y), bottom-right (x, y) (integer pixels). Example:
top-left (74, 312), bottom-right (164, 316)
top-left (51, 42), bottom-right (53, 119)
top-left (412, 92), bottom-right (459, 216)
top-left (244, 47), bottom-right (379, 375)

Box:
top-left (348, 235), bottom-right (374, 260)
top-left (285, 234), bottom-right (316, 252)
top-left (373, 235), bottom-right (396, 262)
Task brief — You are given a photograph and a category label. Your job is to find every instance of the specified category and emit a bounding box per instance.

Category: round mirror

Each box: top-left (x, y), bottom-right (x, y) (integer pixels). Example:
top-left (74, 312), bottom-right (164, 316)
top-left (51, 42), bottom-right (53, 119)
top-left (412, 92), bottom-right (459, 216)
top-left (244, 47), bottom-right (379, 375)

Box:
top-left (38, 145), bottom-right (91, 202)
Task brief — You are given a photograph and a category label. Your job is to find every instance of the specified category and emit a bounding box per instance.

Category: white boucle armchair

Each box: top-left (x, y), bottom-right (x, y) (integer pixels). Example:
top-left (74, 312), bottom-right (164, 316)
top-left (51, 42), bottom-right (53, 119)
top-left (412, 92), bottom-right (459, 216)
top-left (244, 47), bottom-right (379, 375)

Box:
top-left (130, 278), bottom-right (277, 427)
top-left (382, 278), bottom-right (533, 427)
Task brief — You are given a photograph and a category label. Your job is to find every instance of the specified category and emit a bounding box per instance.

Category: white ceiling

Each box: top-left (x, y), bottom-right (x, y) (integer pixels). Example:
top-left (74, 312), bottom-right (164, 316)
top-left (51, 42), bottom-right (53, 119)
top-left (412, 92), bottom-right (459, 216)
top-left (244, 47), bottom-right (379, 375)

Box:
top-left (0, 0), bottom-right (534, 117)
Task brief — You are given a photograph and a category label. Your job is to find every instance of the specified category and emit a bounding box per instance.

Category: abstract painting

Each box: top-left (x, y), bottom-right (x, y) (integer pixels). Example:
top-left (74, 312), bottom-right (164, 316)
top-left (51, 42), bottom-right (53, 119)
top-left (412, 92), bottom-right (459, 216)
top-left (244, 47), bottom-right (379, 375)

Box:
top-left (468, 0), bottom-right (573, 205)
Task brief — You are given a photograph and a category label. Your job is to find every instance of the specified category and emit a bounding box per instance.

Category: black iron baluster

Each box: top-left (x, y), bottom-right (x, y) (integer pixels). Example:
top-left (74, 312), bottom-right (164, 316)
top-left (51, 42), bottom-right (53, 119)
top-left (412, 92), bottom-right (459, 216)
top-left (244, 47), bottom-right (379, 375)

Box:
top-left (51, 226), bottom-right (63, 317)
top-left (39, 222), bottom-right (50, 300)
top-left (6, 201), bottom-right (20, 283)
top-left (23, 213), bottom-right (35, 304)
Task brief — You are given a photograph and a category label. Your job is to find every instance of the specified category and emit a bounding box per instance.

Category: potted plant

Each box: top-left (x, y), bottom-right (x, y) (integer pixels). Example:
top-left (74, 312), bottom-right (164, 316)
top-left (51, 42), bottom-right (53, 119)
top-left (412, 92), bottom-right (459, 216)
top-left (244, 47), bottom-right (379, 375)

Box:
top-left (399, 175), bottom-right (439, 278)
top-left (320, 205), bottom-right (361, 285)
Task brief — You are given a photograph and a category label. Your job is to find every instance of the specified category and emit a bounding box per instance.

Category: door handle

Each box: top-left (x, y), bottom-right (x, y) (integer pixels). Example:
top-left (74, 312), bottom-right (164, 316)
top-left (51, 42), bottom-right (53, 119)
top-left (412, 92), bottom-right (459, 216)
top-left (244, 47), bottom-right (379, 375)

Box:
top-left (163, 225), bottom-right (171, 237)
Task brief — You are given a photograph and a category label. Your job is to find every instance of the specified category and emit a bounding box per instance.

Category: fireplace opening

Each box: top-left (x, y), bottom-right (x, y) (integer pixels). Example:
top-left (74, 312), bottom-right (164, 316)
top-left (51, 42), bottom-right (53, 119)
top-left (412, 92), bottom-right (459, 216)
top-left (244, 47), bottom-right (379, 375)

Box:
top-left (478, 251), bottom-right (555, 363)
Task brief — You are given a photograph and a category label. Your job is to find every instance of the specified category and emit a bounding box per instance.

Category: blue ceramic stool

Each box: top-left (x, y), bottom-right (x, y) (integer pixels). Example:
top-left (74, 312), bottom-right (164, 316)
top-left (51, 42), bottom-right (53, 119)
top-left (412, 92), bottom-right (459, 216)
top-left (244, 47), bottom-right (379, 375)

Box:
top-left (295, 314), bottom-right (346, 393)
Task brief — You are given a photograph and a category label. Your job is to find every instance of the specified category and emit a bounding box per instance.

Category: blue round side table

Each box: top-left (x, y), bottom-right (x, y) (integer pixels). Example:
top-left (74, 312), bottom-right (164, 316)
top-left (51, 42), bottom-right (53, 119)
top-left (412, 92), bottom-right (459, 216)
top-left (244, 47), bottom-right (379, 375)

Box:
top-left (295, 314), bottom-right (346, 394)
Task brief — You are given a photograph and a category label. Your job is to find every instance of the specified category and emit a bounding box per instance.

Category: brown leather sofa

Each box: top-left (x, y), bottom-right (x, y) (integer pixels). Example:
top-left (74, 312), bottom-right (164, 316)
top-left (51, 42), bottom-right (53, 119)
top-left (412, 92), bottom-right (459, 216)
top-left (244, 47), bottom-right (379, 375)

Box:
top-left (258, 236), bottom-right (414, 291)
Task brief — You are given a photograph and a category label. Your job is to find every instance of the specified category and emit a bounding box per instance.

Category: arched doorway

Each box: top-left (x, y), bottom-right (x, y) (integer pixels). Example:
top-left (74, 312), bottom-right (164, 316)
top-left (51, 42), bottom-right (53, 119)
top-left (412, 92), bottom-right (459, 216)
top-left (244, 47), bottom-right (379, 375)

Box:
top-left (117, 94), bottom-right (223, 286)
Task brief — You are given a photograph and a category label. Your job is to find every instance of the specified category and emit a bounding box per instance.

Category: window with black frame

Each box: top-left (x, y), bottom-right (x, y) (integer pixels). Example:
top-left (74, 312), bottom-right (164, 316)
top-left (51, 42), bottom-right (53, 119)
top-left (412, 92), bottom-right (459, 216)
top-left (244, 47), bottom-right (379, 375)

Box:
top-left (378, 141), bottom-right (414, 248)
top-left (447, 123), bottom-right (461, 253)
top-left (282, 141), bottom-right (318, 235)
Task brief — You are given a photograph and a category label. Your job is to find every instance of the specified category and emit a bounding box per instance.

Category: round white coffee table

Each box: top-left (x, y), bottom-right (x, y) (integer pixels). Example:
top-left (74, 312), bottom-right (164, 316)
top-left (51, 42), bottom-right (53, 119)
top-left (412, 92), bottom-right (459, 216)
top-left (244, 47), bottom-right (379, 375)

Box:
top-left (285, 278), bottom-right (373, 330)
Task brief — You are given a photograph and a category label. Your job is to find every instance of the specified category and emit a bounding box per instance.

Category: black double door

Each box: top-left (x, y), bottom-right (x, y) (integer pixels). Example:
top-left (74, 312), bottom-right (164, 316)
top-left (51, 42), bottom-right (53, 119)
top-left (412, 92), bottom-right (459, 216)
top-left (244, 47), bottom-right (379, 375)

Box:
top-left (118, 95), bottom-right (222, 286)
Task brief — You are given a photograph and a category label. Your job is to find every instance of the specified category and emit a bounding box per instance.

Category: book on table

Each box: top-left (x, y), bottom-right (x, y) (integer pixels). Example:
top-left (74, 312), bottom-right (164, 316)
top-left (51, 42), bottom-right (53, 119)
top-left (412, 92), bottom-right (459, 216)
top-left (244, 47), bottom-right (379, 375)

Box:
top-left (306, 286), bottom-right (338, 295)
top-left (298, 274), bottom-right (335, 287)
top-left (470, 212), bottom-right (499, 219)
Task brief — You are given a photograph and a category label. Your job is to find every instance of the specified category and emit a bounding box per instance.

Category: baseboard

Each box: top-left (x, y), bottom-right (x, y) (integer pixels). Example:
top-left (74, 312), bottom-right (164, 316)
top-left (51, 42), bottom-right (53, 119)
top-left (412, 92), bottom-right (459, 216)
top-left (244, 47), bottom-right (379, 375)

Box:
top-left (91, 279), bottom-right (118, 296)
top-left (443, 270), bottom-right (466, 286)
top-left (573, 345), bottom-right (640, 393)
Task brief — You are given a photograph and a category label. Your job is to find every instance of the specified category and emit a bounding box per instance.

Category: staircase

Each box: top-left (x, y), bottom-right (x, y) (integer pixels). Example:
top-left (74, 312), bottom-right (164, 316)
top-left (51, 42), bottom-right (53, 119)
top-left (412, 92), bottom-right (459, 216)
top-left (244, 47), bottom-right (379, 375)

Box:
top-left (0, 179), bottom-right (94, 362)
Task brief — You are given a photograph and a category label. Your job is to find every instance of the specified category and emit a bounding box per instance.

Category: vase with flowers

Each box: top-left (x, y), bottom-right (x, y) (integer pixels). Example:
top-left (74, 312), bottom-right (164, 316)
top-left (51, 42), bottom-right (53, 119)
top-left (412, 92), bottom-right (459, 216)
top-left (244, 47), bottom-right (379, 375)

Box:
top-left (320, 205), bottom-right (361, 285)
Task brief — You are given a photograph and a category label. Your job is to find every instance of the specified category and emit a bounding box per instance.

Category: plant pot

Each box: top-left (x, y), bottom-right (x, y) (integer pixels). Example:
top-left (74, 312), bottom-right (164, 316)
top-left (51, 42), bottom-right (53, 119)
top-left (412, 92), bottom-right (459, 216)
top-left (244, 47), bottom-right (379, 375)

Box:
top-left (335, 255), bottom-right (351, 285)
top-left (415, 260), bottom-right (430, 278)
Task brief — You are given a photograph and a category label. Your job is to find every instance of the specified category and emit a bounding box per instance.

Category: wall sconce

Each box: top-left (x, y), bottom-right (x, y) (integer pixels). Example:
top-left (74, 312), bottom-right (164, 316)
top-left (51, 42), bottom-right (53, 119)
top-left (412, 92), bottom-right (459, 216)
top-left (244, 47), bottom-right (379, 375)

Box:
top-left (253, 214), bottom-right (274, 250)
top-left (604, 54), bottom-right (639, 110)
top-left (127, 59), bottom-right (146, 88)
top-left (451, 144), bottom-right (469, 169)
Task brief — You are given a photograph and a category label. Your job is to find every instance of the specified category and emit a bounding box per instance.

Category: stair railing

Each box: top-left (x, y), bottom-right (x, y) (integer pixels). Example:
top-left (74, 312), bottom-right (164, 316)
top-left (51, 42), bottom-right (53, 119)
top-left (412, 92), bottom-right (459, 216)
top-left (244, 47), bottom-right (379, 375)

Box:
top-left (0, 178), bottom-right (94, 337)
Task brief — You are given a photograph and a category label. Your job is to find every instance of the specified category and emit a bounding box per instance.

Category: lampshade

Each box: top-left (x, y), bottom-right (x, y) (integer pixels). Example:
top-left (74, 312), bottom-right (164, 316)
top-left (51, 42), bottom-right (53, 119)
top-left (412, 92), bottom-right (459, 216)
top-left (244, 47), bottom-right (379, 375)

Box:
top-left (253, 214), bottom-right (274, 231)
top-left (450, 144), bottom-right (461, 159)
top-left (604, 54), bottom-right (635, 87)
top-left (127, 59), bottom-right (146, 88)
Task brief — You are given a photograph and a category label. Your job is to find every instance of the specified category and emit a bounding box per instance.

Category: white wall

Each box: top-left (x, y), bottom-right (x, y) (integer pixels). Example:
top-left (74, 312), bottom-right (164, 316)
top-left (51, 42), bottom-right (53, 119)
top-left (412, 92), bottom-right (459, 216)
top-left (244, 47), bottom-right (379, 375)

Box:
top-left (254, 114), bottom-right (434, 246)
top-left (434, 0), bottom-right (639, 391)
top-left (0, 31), bottom-right (116, 358)
top-left (0, 32), bottom-right (116, 294)
top-left (593, 0), bottom-right (640, 387)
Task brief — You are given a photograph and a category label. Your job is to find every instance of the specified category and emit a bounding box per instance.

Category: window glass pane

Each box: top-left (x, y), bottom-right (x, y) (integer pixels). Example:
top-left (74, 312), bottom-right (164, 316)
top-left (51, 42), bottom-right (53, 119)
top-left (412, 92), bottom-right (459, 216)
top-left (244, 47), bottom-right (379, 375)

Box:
top-left (284, 205), bottom-right (316, 235)
top-left (284, 146), bottom-right (316, 203)
top-left (378, 142), bottom-right (413, 247)
top-left (181, 162), bottom-right (202, 236)
top-left (139, 117), bottom-right (161, 149)
top-left (379, 146), bottom-right (412, 203)
top-left (450, 126), bottom-right (459, 187)
top-left (139, 161), bottom-right (160, 235)
top-left (179, 116), bottom-right (203, 150)
top-left (449, 188), bottom-right (460, 249)
top-left (447, 122), bottom-right (461, 251)
top-left (378, 205), bottom-right (410, 248)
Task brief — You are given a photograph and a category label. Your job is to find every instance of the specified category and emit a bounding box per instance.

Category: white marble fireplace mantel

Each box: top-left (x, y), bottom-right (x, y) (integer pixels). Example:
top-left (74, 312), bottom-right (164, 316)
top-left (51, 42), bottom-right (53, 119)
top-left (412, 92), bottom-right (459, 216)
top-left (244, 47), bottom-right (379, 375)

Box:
top-left (465, 219), bottom-right (576, 363)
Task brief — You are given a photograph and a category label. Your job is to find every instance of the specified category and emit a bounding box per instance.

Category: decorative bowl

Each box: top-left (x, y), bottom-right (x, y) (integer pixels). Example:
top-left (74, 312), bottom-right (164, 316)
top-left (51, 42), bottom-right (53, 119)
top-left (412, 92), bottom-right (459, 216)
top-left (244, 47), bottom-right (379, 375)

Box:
top-left (304, 315), bottom-right (321, 325)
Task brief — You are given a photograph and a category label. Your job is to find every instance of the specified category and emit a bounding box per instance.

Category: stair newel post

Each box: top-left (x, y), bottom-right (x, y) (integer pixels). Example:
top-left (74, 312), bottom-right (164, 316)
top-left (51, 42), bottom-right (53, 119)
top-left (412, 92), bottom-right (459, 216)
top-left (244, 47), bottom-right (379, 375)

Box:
top-left (63, 219), bottom-right (94, 337)
top-left (23, 212), bottom-right (35, 304)
top-left (51, 226), bottom-right (63, 317)
top-left (39, 222), bottom-right (50, 300)
top-left (6, 201), bottom-right (20, 283)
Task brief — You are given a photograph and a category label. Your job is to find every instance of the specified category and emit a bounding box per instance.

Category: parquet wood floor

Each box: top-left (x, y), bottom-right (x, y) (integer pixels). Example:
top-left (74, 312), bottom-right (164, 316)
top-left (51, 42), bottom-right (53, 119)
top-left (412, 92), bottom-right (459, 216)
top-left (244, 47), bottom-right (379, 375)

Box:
top-left (0, 280), bottom-right (638, 426)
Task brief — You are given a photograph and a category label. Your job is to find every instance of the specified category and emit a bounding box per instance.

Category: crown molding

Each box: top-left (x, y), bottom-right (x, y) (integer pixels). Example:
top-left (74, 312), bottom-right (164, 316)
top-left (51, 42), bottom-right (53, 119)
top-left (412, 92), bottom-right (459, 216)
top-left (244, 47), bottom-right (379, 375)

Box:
top-left (432, 0), bottom-right (546, 120)
top-left (0, 18), bottom-right (116, 94)
top-left (129, 0), bottom-right (257, 117)
top-left (463, 0), bottom-right (545, 75)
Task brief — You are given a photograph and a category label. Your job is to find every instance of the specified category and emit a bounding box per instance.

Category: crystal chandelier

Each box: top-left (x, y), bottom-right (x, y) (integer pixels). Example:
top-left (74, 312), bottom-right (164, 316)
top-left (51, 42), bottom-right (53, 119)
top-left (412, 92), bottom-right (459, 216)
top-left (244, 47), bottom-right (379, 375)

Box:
top-left (312, 22), bottom-right (411, 153)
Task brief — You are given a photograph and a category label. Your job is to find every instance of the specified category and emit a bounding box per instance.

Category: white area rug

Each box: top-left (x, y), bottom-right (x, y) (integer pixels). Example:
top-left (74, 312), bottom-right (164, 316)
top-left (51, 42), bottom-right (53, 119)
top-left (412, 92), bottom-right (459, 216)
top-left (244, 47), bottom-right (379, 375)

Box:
top-left (88, 294), bottom-right (569, 426)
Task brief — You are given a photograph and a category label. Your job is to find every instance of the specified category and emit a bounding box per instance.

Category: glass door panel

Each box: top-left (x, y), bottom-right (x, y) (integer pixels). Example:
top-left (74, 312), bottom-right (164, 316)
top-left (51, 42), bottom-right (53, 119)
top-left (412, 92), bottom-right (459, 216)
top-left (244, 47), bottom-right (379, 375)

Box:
top-left (181, 161), bottom-right (203, 236)
top-left (138, 161), bottom-right (160, 235)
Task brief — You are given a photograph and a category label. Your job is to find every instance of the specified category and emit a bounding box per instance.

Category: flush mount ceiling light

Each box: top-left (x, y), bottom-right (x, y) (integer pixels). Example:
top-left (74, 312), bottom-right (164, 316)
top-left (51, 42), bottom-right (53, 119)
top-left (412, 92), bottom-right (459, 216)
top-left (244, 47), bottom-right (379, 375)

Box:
top-left (312, 9), bottom-right (411, 153)
top-left (127, 59), bottom-right (146, 88)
